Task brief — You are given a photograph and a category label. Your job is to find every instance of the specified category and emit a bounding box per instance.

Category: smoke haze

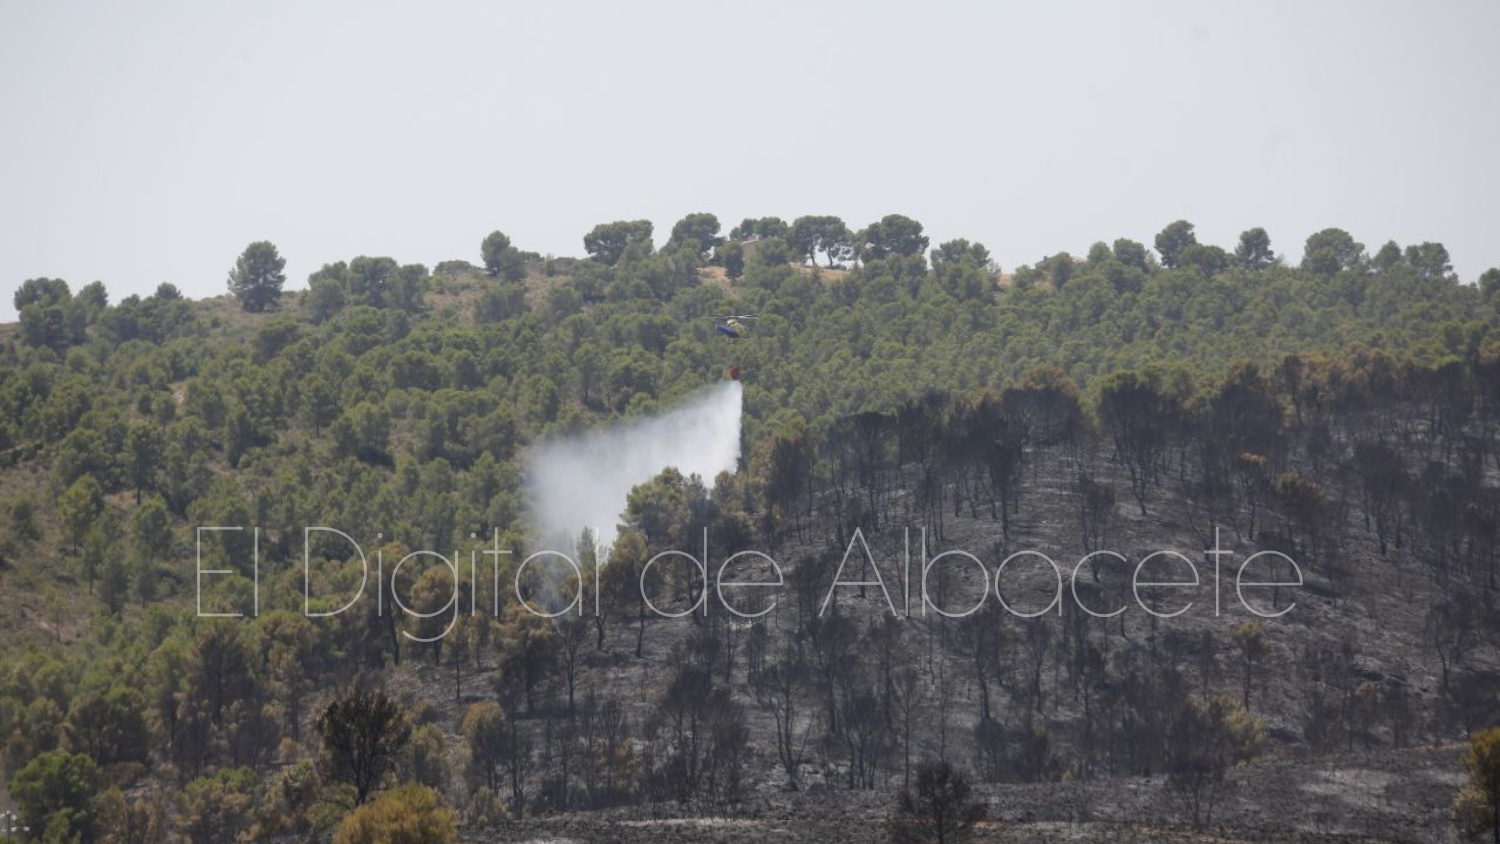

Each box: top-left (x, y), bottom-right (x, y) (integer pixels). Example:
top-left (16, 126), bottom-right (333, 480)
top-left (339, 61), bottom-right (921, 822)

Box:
top-left (525, 381), bottom-right (743, 549)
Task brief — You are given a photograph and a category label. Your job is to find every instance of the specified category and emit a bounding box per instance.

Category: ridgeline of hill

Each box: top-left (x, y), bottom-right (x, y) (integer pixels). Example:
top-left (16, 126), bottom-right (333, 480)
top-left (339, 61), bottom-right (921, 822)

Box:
top-left (2, 214), bottom-right (1500, 843)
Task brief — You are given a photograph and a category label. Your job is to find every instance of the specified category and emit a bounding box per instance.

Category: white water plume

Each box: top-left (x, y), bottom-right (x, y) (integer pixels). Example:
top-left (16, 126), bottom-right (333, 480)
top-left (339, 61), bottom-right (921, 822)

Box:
top-left (525, 381), bottom-right (743, 549)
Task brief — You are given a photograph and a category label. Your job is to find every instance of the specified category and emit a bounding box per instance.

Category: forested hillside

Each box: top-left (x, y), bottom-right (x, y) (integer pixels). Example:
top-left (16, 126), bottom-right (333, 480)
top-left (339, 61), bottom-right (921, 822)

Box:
top-left (2, 214), bottom-right (1499, 843)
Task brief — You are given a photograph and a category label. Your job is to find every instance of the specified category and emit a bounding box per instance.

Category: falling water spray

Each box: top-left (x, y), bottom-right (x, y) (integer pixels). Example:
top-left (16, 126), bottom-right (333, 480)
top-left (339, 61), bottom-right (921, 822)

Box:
top-left (524, 380), bottom-right (744, 550)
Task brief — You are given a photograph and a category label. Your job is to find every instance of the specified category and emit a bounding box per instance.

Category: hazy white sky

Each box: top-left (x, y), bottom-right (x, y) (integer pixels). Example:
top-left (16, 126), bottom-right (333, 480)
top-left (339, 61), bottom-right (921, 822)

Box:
top-left (2, 0), bottom-right (1496, 320)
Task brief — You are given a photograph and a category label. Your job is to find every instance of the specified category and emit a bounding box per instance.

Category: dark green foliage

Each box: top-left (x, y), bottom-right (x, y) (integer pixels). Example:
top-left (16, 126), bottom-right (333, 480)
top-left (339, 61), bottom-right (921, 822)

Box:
top-left (931, 238), bottom-right (991, 269)
top-left (75, 281), bottom-right (108, 313)
top-left (65, 687), bottom-right (150, 767)
top-left (99, 285), bottom-right (197, 344)
top-left (9, 750), bottom-right (102, 840)
top-left (177, 767), bottom-right (261, 844)
top-left (481, 230), bottom-right (527, 281)
top-left (860, 214), bottom-right (929, 261)
top-left (124, 423), bottom-right (164, 503)
top-left (789, 215), bottom-right (852, 267)
top-left (16, 278), bottom-right (89, 354)
top-left (253, 316), bottom-right (303, 363)
top-left (730, 216), bottom-right (790, 241)
top-left (59, 474), bottom-right (105, 554)
top-left (669, 212), bottom-right (723, 258)
top-left (331, 402), bottom-right (392, 463)
top-left (304, 257), bottom-right (427, 318)
top-left (14, 277), bottom-right (72, 311)
top-left (475, 282), bottom-right (527, 324)
top-left (1048, 252), bottom-right (1074, 288)
top-left (750, 237), bottom-right (792, 268)
top-left (584, 220), bottom-right (653, 266)
top-left (1155, 220), bottom-right (1197, 269)
top-left (930, 239), bottom-right (996, 300)
top-left (1, 211), bottom-right (1498, 839)
top-left (1301, 228), bottom-right (1364, 277)
top-left (1405, 241), bottom-right (1452, 281)
top-left (1113, 237), bottom-right (1150, 271)
top-left (228, 241), bottom-right (287, 312)
top-left (719, 240), bottom-right (745, 279)
top-left (1179, 243), bottom-right (1231, 276)
top-left (306, 272), bottom-right (348, 324)
top-left (7, 492), bottom-right (41, 543)
top-left (1235, 227), bottom-right (1275, 269)
top-left (1482, 268), bottom-right (1500, 302)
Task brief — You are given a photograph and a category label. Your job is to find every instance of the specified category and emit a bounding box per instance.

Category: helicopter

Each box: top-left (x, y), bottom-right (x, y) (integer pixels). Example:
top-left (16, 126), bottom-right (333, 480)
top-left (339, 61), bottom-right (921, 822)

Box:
top-left (710, 313), bottom-right (759, 339)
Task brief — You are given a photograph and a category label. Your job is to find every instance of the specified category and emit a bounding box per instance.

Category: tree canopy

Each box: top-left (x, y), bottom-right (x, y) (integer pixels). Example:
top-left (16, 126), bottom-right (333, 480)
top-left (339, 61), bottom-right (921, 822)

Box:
top-left (227, 241), bottom-right (287, 312)
top-left (584, 220), bottom-right (654, 266)
top-left (1, 211), bottom-right (1497, 840)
